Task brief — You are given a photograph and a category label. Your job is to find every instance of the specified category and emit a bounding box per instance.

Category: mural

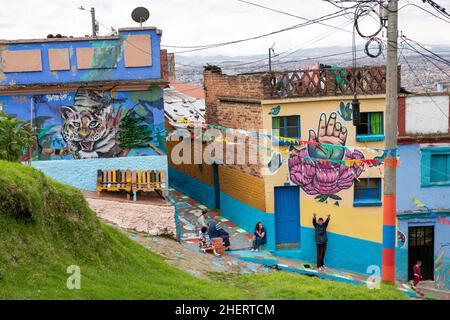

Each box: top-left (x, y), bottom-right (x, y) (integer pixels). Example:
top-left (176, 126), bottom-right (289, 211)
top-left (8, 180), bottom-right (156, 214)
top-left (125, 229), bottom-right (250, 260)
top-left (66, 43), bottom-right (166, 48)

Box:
top-left (397, 230), bottom-right (406, 249)
top-left (57, 89), bottom-right (124, 159)
top-left (268, 105), bottom-right (281, 116)
top-left (337, 101), bottom-right (352, 121)
top-left (288, 112), bottom-right (364, 205)
top-left (2, 87), bottom-right (165, 161)
top-left (435, 243), bottom-right (450, 290)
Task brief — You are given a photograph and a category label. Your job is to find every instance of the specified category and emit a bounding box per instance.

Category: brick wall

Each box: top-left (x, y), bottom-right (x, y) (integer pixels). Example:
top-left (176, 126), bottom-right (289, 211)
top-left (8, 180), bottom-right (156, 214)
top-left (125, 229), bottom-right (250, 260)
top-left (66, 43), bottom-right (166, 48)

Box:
top-left (204, 69), bottom-right (272, 126)
top-left (160, 49), bottom-right (169, 82)
top-left (203, 68), bottom-right (271, 178)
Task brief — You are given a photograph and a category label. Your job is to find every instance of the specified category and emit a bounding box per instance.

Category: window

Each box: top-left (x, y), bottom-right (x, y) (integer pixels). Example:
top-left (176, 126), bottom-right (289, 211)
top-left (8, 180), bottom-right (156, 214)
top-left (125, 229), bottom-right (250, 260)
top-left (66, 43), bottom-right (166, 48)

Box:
top-left (356, 112), bottom-right (384, 142)
top-left (430, 154), bottom-right (449, 182)
top-left (272, 116), bottom-right (300, 145)
top-left (354, 178), bottom-right (382, 207)
top-left (421, 147), bottom-right (450, 187)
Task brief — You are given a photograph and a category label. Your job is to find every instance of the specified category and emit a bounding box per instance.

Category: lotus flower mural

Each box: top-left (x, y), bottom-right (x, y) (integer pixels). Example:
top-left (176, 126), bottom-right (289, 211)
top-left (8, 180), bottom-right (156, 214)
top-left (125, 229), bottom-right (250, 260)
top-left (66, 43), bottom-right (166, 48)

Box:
top-left (288, 112), bottom-right (365, 205)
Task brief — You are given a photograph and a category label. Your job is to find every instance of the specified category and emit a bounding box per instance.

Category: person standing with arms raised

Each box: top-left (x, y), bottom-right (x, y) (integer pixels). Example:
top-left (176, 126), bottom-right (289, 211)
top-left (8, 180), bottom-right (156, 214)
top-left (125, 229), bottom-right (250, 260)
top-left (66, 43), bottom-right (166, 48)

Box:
top-left (313, 213), bottom-right (331, 271)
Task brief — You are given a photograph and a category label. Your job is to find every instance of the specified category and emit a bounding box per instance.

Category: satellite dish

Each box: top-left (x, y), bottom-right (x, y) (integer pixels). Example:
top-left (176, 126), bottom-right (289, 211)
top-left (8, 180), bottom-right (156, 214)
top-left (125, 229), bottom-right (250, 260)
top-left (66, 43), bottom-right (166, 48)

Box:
top-left (131, 7), bottom-right (150, 26)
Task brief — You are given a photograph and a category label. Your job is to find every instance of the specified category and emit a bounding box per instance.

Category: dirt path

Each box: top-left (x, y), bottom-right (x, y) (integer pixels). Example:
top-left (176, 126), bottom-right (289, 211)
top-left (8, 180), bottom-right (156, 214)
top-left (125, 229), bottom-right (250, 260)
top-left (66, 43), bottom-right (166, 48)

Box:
top-left (85, 194), bottom-right (273, 279)
top-left (86, 197), bottom-right (176, 237)
top-left (119, 228), bottom-right (273, 279)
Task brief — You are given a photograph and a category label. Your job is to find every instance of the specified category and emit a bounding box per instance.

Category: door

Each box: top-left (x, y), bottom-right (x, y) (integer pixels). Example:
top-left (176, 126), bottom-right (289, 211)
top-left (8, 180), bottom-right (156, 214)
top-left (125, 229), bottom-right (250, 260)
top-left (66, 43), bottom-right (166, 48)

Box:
top-left (275, 186), bottom-right (300, 245)
top-left (213, 163), bottom-right (220, 210)
top-left (408, 226), bottom-right (434, 280)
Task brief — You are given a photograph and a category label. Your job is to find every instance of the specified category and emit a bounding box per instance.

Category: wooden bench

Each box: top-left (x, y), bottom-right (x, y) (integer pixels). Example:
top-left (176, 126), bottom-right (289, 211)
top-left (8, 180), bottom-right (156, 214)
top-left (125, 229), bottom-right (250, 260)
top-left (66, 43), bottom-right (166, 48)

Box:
top-left (96, 169), bottom-right (166, 200)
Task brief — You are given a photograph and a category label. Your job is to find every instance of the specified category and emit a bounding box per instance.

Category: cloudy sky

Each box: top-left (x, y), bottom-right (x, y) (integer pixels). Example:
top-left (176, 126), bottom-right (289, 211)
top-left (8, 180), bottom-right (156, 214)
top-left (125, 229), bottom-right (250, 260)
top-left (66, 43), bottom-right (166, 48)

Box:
top-left (0, 0), bottom-right (449, 57)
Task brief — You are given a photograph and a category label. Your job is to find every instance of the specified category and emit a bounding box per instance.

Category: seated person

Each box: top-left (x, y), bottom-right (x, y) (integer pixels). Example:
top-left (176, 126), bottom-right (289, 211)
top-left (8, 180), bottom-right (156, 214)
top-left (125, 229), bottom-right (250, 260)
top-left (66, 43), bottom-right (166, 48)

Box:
top-left (208, 219), bottom-right (231, 250)
top-left (251, 222), bottom-right (266, 252)
top-left (198, 226), bottom-right (213, 251)
top-left (196, 210), bottom-right (209, 231)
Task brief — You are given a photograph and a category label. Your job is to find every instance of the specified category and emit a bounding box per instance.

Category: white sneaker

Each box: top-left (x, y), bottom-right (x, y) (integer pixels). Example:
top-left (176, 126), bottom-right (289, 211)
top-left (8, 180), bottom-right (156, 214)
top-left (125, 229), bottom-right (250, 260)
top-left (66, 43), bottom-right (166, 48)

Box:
top-left (250, 248), bottom-right (254, 252)
top-left (255, 249), bottom-right (259, 252)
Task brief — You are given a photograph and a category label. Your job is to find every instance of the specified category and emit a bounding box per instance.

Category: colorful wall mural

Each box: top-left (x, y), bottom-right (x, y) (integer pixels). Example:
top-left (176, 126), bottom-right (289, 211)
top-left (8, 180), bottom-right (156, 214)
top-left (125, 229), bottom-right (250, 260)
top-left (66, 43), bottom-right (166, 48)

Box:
top-left (288, 112), bottom-right (364, 205)
top-left (1, 87), bottom-right (166, 161)
top-left (259, 96), bottom-right (387, 275)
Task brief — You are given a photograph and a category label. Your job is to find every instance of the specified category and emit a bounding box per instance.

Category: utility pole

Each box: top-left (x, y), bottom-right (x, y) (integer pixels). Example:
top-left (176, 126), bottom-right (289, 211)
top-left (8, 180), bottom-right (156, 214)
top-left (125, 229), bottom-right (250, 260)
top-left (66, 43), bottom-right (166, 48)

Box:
top-left (78, 6), bottom-right (97, 37)
top-left (269, 43), bottom-right (276, 73)
top-left (382, 0), bottom-right (398, 284)
top-left (90, 7), bottom-right (97, 37)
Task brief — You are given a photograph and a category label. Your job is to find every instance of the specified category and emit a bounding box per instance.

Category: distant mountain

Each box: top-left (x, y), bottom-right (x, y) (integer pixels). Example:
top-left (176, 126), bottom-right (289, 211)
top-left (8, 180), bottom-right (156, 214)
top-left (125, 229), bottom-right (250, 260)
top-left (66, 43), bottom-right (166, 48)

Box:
top-left (175, 44), bottom-right (450, 65)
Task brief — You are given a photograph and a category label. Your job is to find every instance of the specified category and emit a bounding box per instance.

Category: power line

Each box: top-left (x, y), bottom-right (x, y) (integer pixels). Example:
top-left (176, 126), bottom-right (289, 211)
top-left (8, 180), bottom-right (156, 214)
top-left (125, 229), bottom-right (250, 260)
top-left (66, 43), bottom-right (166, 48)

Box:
top-left (161, 7), bottom-right (356, 54)
top-left (400, 50), bottom-right (450, 120)
top-left (237, 0), bottom-right (353, 34)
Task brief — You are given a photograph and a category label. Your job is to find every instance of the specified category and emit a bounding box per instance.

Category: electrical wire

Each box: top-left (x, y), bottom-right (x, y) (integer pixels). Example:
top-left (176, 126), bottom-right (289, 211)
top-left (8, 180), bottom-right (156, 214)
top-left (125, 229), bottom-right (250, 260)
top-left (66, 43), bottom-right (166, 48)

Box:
top-left (237, 0), bottom-right (353, 34)
top-left (400, 50), bottom-right (450, 120)
top-left (162, 7), bottom-right (356, 54)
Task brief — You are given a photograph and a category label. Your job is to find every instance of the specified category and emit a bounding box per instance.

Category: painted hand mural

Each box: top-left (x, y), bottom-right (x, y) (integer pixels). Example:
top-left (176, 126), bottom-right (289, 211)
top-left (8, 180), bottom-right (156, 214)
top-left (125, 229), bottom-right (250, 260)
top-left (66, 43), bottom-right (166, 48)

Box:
top-left (288, 112), bottom-right (364, 205)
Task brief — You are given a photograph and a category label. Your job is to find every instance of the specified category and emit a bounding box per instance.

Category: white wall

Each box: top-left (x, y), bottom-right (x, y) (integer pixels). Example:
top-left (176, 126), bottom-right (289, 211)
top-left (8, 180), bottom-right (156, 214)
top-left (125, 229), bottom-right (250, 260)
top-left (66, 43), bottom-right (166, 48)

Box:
top-left (405, 95), bottom-right (449, 135)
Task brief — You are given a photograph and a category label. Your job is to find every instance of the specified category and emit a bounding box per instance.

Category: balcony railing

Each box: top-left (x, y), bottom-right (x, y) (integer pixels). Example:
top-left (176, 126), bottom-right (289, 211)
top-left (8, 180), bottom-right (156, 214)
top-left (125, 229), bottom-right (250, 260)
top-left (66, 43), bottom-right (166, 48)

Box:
top-left (270, 66), bottom-right (391, 98)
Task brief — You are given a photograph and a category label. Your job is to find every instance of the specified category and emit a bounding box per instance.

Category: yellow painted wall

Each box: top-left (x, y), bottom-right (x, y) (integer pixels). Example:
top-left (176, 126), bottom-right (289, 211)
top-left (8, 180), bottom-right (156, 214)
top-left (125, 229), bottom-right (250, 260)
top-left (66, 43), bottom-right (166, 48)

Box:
top-left (219, 166), bottom-right (266, 212)
top-left (261, 95), bottom-right (386, 244)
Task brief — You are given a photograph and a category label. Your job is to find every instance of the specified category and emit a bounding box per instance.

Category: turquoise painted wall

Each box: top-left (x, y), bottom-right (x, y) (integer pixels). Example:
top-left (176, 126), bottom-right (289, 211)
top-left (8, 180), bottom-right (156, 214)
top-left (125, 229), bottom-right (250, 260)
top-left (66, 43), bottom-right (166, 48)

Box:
top-left (220, 192), bottom-right (276, 251)
top-left (168, 167), bottom-right (215, 210)
top-left (220, 191), bottom-right (381, 275)
top-left (31, 156), bottom-right (167, 191)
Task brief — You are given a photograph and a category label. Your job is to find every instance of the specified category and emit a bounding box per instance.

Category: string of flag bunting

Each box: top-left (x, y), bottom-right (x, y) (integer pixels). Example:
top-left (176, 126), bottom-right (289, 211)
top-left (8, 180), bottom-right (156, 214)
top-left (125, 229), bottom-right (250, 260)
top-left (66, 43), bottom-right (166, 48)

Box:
top-left (167, 118), bottom-right (400, 169)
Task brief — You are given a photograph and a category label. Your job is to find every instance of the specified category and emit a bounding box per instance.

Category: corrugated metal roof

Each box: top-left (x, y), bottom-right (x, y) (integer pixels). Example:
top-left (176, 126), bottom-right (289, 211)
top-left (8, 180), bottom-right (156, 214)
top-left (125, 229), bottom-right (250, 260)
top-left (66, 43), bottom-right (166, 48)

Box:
top-left (164, 86), bottom-right (205, 128)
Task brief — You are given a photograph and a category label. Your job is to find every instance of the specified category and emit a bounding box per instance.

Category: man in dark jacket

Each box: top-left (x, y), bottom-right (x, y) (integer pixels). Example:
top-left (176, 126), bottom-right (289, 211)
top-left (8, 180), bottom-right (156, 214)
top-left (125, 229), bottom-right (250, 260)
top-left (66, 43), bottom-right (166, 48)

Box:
top-left (208, 219), bottom-right (231, 249)
top-left (313, 213), bottom-right (331, 270)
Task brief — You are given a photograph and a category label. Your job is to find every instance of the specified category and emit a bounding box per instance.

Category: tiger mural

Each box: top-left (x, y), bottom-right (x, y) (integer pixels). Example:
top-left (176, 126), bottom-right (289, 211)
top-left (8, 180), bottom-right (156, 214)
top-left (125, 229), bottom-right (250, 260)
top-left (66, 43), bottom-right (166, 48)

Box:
top-left (58, 88), bottom-right (124, 159)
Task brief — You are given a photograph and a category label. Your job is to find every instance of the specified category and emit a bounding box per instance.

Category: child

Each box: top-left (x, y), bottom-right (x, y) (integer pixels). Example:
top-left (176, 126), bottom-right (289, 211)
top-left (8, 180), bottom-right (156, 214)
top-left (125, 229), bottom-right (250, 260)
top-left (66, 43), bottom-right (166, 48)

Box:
top-left (412, 260), bottom-right (422, 289)
top-left (198, 227), bottom-right (213, 252)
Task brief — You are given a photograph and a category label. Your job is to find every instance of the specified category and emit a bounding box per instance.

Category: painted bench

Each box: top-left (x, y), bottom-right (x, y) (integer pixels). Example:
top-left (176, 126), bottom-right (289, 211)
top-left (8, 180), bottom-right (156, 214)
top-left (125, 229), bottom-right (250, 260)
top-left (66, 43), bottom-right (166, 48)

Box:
top-left (96, 169), bottom-right (166, 200)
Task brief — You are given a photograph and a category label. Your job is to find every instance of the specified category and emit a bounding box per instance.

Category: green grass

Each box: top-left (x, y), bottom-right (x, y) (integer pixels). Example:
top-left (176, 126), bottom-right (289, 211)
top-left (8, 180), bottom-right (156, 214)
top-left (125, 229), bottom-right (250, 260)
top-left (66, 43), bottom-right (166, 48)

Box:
top-left (0, 161), bottom-right (407, 300)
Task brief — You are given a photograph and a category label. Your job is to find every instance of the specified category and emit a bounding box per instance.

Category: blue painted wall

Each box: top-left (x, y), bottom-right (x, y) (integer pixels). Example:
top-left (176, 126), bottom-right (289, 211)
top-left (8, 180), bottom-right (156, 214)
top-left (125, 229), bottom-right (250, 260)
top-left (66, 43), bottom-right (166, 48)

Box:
top-left (168, 167), bottom-right (216, 210)
top-left (0, 28), bottom-right (161, 85)
top-left (31, 156), bottom-right (167, 191)
top-left (397, 214), bottom-right (450, 290)
top-left (220, 192), bottom-right (276, 251)
top-left (397, 144), bottom-right (450, 211)
top-left (396, 143), bottom-right (450, 289)
top-left (220, 191), bottom-right (380, 275)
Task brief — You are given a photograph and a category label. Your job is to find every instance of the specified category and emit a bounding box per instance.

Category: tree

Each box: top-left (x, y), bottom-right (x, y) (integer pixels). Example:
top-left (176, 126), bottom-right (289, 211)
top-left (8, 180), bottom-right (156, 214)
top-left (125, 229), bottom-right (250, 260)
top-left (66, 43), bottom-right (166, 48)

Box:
top-left (117, 110), bottom-right (153, 150)
top-left (0, 111), bottom-right (36, 162)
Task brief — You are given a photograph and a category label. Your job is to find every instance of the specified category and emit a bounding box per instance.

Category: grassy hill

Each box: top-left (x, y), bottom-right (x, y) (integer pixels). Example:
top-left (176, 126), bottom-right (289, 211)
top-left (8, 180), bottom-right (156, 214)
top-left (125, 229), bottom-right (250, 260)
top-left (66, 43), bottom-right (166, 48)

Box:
top-left (0, 161), bottom-right (406, 300)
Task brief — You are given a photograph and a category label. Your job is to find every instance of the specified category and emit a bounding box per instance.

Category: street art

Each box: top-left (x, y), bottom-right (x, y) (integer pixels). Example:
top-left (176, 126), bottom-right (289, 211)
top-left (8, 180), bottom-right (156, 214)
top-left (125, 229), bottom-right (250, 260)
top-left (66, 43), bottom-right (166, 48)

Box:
top-left (58, 89), bottom-right (124, 159)
top-left (266, 152), bottom-right (283, 174)
top-left (2, 87), bottom-right (165, 161)
top-left (268, 105), bottom-right (281, 116)
top-left (435, 243), bottom-right (450, 290)
top-left (288, 112), bottom-right (365, 205)
top-left (397, 230), bottom-right (406, 249)
top-left (337, 101), bottom-right (352, 121)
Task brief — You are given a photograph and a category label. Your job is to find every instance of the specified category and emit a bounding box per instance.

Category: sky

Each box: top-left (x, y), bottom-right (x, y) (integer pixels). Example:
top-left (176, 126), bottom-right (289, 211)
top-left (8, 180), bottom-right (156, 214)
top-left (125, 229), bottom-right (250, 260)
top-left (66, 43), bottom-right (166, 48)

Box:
top-left (0, 0), bottom-right (449, 57)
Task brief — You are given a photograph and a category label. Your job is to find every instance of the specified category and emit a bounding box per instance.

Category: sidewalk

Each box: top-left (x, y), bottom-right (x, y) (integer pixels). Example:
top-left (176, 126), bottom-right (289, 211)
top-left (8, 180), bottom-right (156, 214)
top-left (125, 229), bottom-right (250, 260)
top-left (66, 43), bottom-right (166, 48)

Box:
top-left (168, 188), bottom-right (436, 299)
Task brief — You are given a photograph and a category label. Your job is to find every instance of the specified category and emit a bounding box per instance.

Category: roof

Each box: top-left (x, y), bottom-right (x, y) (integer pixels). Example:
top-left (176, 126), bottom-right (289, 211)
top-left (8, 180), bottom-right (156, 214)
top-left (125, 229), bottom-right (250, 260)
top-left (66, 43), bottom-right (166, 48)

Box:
top-left (164, 86), bottom-right (205, 128)
top-left (170, 82), bottom-right (205, 100)
top-left (0, 27), bottom-right (162, 45)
